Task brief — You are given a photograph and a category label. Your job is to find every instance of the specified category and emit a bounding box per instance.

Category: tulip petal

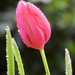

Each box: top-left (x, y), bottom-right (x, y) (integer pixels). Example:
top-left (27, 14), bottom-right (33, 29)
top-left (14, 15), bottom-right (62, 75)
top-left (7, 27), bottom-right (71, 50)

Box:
top-left (27, 2), bottom-right (51, 43)
top-left (24, 4), bottom-right (45, 49)
top-left (16, 1), bottom-right (34, 47)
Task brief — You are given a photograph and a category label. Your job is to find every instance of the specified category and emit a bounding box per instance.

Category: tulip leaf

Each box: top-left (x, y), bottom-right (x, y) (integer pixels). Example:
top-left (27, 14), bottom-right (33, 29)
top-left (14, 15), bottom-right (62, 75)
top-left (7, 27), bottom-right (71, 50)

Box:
top-left (12, 38), bottom-right (25, 75)
top-left (6, 26), bottom-right (15, 75)
top-left (65, 48), bottom-right (72, 75)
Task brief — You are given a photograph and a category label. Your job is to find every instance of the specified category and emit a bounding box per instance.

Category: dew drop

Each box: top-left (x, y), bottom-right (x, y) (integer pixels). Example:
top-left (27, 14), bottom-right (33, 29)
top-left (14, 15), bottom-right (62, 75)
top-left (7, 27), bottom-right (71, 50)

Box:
top-left (6, 35), bottom-right (8, 39)
top-left (7, 72), bottom-right (8, 75)
top-left (6, 55), bottom-right (8, 58)
top-left (18, 30), bottom-right (20, 33)
top-left (22, 1), bottom-right (26, 6)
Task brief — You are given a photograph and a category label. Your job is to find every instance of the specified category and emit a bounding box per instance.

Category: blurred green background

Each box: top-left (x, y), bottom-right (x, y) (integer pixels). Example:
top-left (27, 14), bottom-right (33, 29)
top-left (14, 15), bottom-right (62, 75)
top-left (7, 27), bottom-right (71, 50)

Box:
top-left (0, 0), bottom-right (75, 75)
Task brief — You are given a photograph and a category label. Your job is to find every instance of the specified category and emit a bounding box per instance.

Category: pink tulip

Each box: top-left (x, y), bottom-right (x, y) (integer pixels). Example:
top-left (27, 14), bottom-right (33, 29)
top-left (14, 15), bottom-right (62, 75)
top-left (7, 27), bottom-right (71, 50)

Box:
top-left (16, 0), bottom-right (51, 49)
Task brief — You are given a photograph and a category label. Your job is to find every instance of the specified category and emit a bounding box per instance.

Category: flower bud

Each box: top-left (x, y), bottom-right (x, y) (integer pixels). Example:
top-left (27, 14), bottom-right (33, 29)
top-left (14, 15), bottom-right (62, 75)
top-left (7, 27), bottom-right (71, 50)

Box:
top-left (16, 0), bottom-right (51, 49)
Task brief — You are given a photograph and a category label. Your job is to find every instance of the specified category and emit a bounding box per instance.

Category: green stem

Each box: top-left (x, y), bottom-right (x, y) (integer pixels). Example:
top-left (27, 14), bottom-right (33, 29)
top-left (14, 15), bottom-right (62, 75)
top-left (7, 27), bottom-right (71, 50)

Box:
top-left (39, 49), bottom-right (51, 75)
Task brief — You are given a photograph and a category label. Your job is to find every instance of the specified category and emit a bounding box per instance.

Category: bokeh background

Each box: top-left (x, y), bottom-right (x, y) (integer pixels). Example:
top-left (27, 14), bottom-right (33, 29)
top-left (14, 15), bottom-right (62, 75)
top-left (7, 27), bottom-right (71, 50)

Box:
top-left (0, 0), bottom-right (75, 75)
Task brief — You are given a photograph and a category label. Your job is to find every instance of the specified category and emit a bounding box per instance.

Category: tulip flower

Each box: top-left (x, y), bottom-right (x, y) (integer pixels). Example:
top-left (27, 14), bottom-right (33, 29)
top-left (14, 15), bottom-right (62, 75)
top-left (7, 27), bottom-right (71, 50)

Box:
top-left (16, 0), bottom-right (51, 49)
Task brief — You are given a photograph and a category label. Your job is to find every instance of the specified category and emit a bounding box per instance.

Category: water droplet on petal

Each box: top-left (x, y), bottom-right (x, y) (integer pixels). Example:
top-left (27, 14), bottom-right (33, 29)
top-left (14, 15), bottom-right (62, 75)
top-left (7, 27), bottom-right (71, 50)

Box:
top-left (18, 30), bottom-right (20, 33)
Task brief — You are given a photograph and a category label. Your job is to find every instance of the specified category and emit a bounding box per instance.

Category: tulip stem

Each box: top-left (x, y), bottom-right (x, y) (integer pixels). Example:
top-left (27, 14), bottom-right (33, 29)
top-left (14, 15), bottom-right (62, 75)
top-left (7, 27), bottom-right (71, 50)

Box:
top-left (39, 49), bottom-right (51, 75)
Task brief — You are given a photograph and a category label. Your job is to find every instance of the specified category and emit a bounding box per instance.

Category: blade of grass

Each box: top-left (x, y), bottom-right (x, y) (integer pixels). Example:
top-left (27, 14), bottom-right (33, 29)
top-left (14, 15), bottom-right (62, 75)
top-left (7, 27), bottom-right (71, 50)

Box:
top-left (6, 26), bottom-right (15, 75)
top-left (12, 38), bottom-right (25, 75)
top-left (65, 48), bottom-right (72, 75)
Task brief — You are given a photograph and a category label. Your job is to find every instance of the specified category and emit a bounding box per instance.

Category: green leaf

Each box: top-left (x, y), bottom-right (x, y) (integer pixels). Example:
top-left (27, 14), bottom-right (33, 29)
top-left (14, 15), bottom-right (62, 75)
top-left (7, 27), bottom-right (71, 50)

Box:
top-left (12, 38), bottom-right (25, 75)
top-left (65, 48), bottom-right (72, 75)
top-left (6, 26), bottom-right (15, 75)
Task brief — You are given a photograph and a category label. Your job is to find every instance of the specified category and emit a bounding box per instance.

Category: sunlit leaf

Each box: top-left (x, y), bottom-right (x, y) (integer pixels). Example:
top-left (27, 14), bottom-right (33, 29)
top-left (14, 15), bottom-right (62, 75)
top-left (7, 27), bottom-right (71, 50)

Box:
top-left (12, 38), bottom-right (25, 75)
top-left (6, 26), bottom-right (15, 75)
top-left (65, 48), bottom-right (72, 75)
